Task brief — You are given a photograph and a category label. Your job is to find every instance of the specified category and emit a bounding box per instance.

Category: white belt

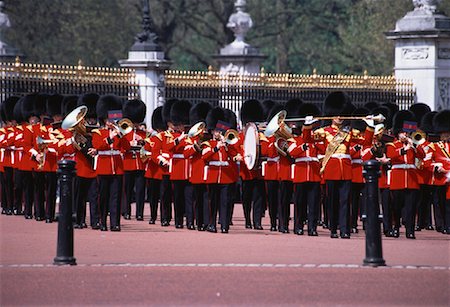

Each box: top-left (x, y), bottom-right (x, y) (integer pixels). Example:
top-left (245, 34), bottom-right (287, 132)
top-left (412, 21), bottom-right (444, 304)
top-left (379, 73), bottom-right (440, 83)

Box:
top-left (98, 150), bottom-right (121, 156)
top-left (172, 154), bottom-right (184, 159)
top-left (331, 154), bottom-right (351, 159)
top-left (391, 164), bottom-right (416, 170)
top-left (295, 157), bottom-right (319, 163)
top-left (351, 159), bottom-right (363, 165)
top-left (266, 157), bottom-right (280, 162)
top-left (161, 153), bottom-right (170, 158)
top-left (63, 153), bottom-right (75, 158)
top-left (209, 161), bottom-right (229, 167)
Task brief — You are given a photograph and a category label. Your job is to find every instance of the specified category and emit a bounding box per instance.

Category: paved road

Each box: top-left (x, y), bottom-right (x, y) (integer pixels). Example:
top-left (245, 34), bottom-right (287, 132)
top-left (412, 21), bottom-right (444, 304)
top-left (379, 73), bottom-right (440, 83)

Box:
top-left (1, 205), bottom-right (449, 306)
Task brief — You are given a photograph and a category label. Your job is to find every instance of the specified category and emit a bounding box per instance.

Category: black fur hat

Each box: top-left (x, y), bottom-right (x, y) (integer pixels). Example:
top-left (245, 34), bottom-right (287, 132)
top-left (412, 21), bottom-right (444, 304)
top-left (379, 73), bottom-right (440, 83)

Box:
top-left (96, 95), bottom-right (123, 122)
top-left (77, 93), bottom-right (99, 119)
top-left (123, 99), bottom-right (146, 124)
top-left (1, 96), bottom-right (20, 122)
top-left (364, 101), bottom-right (379, 111)
top-left (261, 100), bottom-right (278, 120)
top-left (392, 110), bottom-right (416, 135)
top-left (224, 109), bottom-right (237, 130)
top-left (266, 103), bottom-right (285, 122)
top-left (372, 106), bottom-right (393, 129)
top-left (409, 103), bottom-right (431, 126)
top-left (47, 94), bottom-right (64, 117)
top-left (21, 93), bottom-right (39, 121)
top-left (297, 103), bottom-right (321, 117)
top-left (162, 98), bottom-right (178, 125)
top-left (13, 98), bottom-right (25, 124)
top-left (35, 93), bottom-right (49, 117)
top-left (351, 107), bottom-right (370, 131)
top-left (62, 95), bottom-right (79, 117)
top-left (285, 98), bottom-right (303, 119)
top-left (206, 107), bottom-right (226, 131)
top-left (240, 99), bottom-right (264, 125)
top-left (381, 102), bottom-right (399, 122)
top-left (189, 101), bottom-right (212, 125)
top-left (433, 110), bottom-right (450, 133)
top-left (151, 106), bottom-right (166, 131)
top-left (420, 111), bottom-right (437, 134)
top-left (324, 91), bottom-right (351, 116)
top-left (170, 100), bottom-right (192, 126)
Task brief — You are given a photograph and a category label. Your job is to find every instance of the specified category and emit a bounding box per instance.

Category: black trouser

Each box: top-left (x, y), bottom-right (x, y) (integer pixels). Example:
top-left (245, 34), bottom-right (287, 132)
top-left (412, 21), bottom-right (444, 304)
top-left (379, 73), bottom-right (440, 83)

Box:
top-left (320, 184), bottom-right (328, 226)
top-left (98, 175), bottom-right (122, 228)
top-left (0, 171), bottom-right (6, 211)
top-left (326, 180), bottom-right (351, 235)
top-left (33, 171), bottom-right (46, 219)
top-left (227, 182), bottom-right (237, 225)
top-left (193, 184), bottom-right (208, 228)
top-left (380, 188), bottom-right (392, 233)
top-left (351, 182), bottom-right (364, 229)
top-left (160, 175), bottom-right (172, 224)
top-left (172, 180), bottom-right (188, 227)
top-left (14, 170), bottom-right (33, 216)
top-left (391, 189), bottom-right (418, 235)
top-left (445, 198), bottom-right (450, 232)
top-left (433, 185), bottom-right (446, 231)
top-left (417, 184), bottom-right (433, 228)
top-left (266, 180), bottom-right (279, 228)
top-left (75, 176), bottom-right (99, 226)
top-left (184, 183), bottom-right (194, 226)
top-left (294, 182), bottom-right (320, 232)
top-left (242, 179), bottom-right (265, 227)
top-left (43, 172), bottom-right (57, 220)
top-left (208, 184), bottom-right (229, 230)
top-left (123, 170), bottom-right (145, 218)
top-left (3, 167), bottom-right (14, 212)
top-left (147, 178), bottom-right (161, 222)
top-left (279, 180), bottom-right (293, 231)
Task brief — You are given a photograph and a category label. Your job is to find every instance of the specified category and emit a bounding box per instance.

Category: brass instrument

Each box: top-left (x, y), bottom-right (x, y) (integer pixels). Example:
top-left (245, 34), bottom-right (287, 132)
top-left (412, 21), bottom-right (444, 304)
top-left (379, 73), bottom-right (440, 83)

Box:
top-left (110, 118), bottom-right (133, 136)
top-left (224, 129), bottom-right (239, 145)
top-left (411, 130), bottom-right (426, 146)
top-left (283, 113), bottom-right (386, 123)
top-left (264, 110), bottom-right (295, 155)
top-left (188, 122), bottom-right (205, 138)
top-left (320, 127), bottom-right (350, 174)
top-left (139, 147), bottom-right (152, 163)
top-left (36, 136), bottom-right (54, 169)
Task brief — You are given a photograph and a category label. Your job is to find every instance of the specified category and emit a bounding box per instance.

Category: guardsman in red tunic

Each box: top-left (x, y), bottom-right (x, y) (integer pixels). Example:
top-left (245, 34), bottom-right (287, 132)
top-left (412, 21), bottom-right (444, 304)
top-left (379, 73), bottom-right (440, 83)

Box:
top-left (168, 100), bottom-right (193, 229)
top-left (429, 110), bottom-right (450, 234)
top-left (92, 95), bottom-right (129, 232)
top-left (287, 103), bottom-right (322, 236)
top-left (122, 99), bottom-right (147, 221)
top-left (239, 99), bottom-right (266, 230)
top-left (202, 107), bottom-right (240, 233)
top-left (386, 110), bottom-right (425, 239)
top-left (183, 102), bottom-right (212, 231)
top-left (0, 96), bottom-right (20, 215)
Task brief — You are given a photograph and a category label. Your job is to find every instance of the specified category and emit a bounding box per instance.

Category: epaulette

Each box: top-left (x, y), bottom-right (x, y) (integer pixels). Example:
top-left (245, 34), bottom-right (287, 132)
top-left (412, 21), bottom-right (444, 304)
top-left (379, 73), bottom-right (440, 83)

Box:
top-left (185, 138), bottom-right (193, 145)
top-left (385, 142), bottom-right (395, 147)
top-left (286, 137), bottom-right (296, 142)
top-left (40, 125), bottom-right (48, 132)
top-left (202, 141), bottom-right (211, 147)
top-left (16, 126), bottom-right (23, 131)
top-left (26, 125), bottom-right (33, 132)
top-left (259, 133), bottom-right (268, 142)
top-left (428, 143), bottom-right (435, 150)
top-left (0, 128), bottom-right (5, 133)
top-left (164, 131), bottom-right (173, 138)
top-left (91, 129), bottom-right (102, 136)
top-left (155, 133), bottom-right (163, 141)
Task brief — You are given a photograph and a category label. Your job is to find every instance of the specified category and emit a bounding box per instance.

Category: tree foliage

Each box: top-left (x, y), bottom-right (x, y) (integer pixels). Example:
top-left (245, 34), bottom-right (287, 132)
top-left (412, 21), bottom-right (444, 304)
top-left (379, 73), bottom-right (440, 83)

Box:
top-left (3, 0), bottom-right (450, 75)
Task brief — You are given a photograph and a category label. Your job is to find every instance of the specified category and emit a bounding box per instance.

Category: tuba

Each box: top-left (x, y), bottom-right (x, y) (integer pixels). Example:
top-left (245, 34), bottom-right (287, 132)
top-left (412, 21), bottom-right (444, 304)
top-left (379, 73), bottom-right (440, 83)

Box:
top-left (224, 129), bottom-right (239, 145)
top-left (264, 110), bottom-right (294, 155)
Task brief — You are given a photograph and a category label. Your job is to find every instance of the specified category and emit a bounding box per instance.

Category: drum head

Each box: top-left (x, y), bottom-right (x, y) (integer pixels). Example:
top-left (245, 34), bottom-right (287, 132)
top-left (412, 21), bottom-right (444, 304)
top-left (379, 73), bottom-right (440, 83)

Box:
top-left (243, 123), bottom-right (259, 170)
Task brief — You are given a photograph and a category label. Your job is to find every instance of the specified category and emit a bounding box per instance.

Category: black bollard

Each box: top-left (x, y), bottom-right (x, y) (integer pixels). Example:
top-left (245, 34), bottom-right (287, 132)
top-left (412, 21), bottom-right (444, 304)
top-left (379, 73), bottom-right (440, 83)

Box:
top-left (362, 160), bottom-right (386, 267)
top-left (54, 160), bottom-right (77, 265)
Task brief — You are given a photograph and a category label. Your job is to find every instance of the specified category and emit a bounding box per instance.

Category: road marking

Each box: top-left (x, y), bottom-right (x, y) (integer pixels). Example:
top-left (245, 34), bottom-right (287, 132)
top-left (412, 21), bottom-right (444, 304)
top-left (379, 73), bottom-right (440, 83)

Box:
top-left (1, 263), bottom-right (449, 270)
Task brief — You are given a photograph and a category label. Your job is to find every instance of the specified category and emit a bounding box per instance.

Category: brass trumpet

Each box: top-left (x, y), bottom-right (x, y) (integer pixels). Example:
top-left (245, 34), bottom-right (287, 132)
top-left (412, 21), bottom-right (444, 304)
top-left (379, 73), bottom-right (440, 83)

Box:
top-left (36, 136), bottom-right (54, 169)
top-left (224, 129), bottom-right (239, 145)
top-left (188, 122), bottom-right (205, 138)
top-left (411, 130), bottom-right (426, 146)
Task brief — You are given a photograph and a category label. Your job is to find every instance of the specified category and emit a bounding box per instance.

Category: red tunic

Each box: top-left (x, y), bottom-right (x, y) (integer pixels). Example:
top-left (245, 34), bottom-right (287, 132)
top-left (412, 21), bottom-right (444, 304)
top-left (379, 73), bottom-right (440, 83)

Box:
top-left (92, 128), bottom-right (130, 175)
top-left (287, 135), bottom-right (321, 183)
top-left (143, 135), bottom-right (158, 179)
top-left (60, 131), bottom-right (96, 179)
top-left (202, 139), bottom-right (238, 184)
top-left (184, 136), bottom-right (206, 184)
top-left (386, 140), bottom-right (425, 190)
top-left (170, 132), bottom-right (189, 181)
top-left (261, 136), bottom-right (279, 181)
top-left (122, 129), bottom-right (147, 171)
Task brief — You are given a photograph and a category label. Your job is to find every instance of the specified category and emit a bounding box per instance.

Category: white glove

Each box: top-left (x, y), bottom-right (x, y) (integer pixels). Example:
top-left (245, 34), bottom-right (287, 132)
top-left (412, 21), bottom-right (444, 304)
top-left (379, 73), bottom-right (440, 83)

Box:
top-left (363, 116), bottom-right (374, 128)
top-left (304, 116), bottom-right (318, 126)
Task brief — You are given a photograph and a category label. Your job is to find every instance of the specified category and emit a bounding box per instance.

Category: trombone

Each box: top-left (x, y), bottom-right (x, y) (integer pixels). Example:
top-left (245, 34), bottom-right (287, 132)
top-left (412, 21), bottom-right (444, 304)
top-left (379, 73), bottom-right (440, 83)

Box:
top-left (283, 114), bottom-right (386, 123)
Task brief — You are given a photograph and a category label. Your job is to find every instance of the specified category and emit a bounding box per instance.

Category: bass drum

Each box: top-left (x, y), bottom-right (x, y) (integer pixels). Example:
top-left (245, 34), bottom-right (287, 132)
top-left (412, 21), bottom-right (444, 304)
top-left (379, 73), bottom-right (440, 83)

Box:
top-left (243, 122), bottom-right (260, 170)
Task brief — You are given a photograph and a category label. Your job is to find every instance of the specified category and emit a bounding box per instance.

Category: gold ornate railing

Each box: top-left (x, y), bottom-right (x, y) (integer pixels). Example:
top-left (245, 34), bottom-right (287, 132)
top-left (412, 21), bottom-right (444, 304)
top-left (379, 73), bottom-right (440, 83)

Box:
top-left (1, 57), bottom-right (140, 99)
top-left (165, 67), bottom-right (416, 114)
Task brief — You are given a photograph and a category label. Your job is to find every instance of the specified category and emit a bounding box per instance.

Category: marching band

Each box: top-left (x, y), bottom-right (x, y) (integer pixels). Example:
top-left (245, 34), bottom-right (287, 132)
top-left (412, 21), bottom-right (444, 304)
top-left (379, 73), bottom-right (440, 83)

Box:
top-left (0, 92), bottom-right (449, 238)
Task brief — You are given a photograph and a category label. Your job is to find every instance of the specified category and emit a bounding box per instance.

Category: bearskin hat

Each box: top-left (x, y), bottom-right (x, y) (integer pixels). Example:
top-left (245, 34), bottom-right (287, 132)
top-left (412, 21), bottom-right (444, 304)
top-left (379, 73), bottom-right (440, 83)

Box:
top-left (123, 99), bottom-right (146, 124)
top-left (96, 95), bottom-right (123, 122)
top-left (21, 93), bottom-right (39, 121)
top-left (46, 94), bottom-right (64, 117)
top-left (189, 101), bottom-right (212, 125)
top-left (364, 101), bottom-right (379, 111)
top-left (206, 107), bottom-right (226, 131)
top-left (62, 95), bottom-right (79, 117)
top-left (77, 93), bottom-right (99, 119)
top-left (297, 103), bottom-right (321, 117)
top-left (13, 98), bottom-right (25, 124)
top-left (151, 106), bottom-right (166, 131)
top-left (285, 98), bottom-right (303, 119)
top-left (392, 110), bottom-right (416, 135)
top-left (381, 102), bottom-right (399, 123)
top-left (1, 96), bottom-right (20, 122)
top-left (351, 107), bottom-right (370, 132)
top-left (162, 98), bottom-right (178, 125)
top-left (420, 111), bottom-right (437, 134)
top-left (35, 93), bottom-right (49, 117)
top-left (261, 100), bottom-right (278, 120)
top-left (409, 103), bottom-right (431, 126)
top-left (224, 109), bottom-right (237, 130)
top-left (323, 91), bottom-right (351, 116)
top-left (433, 110), bottom-right (450, 133)
top-left (266, 103), bottom-right (285, 123)
top-left (240, 99), bottom-right (264, 125)
top-left (170, 100), bottom-right (192, 126)
top-left (371, 106), bottom-right (392, 129)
